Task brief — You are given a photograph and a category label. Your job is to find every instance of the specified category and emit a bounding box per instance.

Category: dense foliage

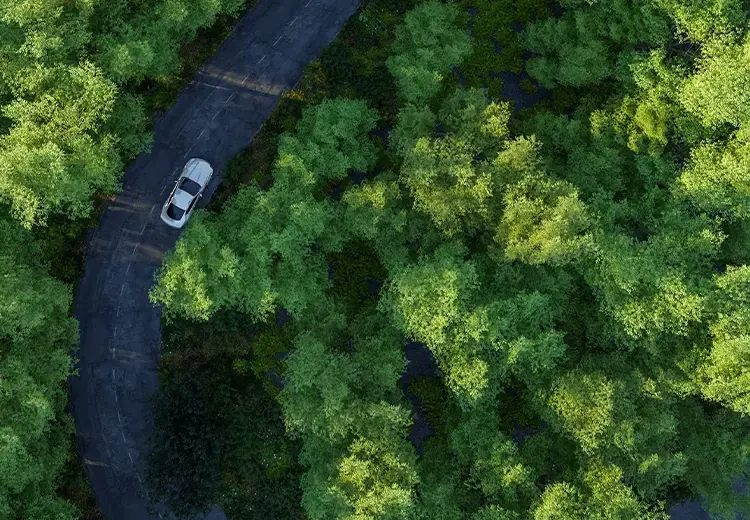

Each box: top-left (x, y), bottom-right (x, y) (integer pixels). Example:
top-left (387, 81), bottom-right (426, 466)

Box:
top-left (0, 214), bottom-right (78, 519)
top-left (153, 0), bottom-right (750, 518)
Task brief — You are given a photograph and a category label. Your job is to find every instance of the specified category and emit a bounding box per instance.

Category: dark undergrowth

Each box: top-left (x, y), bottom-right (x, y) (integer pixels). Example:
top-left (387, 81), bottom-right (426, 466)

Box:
top-left (150, 312), bottom-right (303, 518)
top-left (56, 431), bottom-right (105, 520)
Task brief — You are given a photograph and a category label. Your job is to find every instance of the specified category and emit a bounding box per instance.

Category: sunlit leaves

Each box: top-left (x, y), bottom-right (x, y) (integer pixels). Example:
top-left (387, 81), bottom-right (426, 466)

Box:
top-left (700, 266), bottom-right (750, 415)
top-left (396, 88), bottom-right (512, 237)
top-left (680, 36), bottom-right (750, 129)
top-left (497, 176), bottom-right (591, 266)
top-left (385, 242), bottom-right (477, 348)
top-left (401, 136), bottom-right (494, 236)
top-left (654, 0), bottom-right (747, 42)
top-left (0, 63), bottom-right (121, 227)
top-left (678, 135), bottom-right (750, 220)
top-left (533, 482), bottom-right (585, 520)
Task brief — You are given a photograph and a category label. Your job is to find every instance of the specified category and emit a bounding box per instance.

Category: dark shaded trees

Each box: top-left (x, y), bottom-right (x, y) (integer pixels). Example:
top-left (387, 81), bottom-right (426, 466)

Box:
top-left (146, 353), bottom-right (304, 520)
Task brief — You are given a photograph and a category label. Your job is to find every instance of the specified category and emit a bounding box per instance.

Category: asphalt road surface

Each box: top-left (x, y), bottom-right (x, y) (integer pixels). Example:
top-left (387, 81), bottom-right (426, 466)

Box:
top-left (69, 0), bottom-right (360, 518)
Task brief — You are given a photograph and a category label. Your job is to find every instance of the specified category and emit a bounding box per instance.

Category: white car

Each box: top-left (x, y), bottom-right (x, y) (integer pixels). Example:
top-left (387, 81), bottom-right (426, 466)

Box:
top-left (160, 158), bottom-right (213, 228)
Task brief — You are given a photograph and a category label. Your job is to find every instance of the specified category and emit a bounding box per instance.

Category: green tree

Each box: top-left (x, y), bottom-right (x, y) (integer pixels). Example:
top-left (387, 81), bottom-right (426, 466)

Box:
top-left (0, 0), bottom-right (244, 227)
top-left (677, 133), bottom-right (750, 220)
top-left (152, 99), bottom-right (379, 322)
top-left (653, 0), bottom-right (747, 41)
top-left (281, 315), bottom-right (418, 520)
top-left (397, 88), bottom-right (511, 237)
top-left (523, 0), bottom-right (669, 88)
top-left (94, 0), bottom-right (245, 82)
top-left (386, 0), bottom-right (472, 105)
top-left (679, 36), bottom-right (750, 129)
top-left (150, 1), bottom-right (750, 518)
top-left (496, 174), bottom-right (591, 266)
top-left (0, 63), bottom-right (121, 227)
top-left (699, 266), bottom-right (750, 415)
top-left (0, 213), bottom-right (78, 519)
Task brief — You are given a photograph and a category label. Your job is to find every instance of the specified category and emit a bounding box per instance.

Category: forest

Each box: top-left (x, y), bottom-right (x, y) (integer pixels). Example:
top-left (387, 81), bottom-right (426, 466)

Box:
top-left (1, 0), bottom-right (750, 518)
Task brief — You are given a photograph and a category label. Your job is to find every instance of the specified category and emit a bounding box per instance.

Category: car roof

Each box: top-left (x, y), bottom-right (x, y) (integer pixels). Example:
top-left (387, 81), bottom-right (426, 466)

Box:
top-left (183, 158), bottom-right (213, 184)
top-left (172, 189), bottom-right (194, 210)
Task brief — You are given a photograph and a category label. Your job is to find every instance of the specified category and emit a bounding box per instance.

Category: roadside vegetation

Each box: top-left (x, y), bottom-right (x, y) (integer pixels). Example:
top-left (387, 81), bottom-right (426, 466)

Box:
top-left (152, 0), bottom-right (750, 519)
top-left (0, 0), bottom-right (252, 517)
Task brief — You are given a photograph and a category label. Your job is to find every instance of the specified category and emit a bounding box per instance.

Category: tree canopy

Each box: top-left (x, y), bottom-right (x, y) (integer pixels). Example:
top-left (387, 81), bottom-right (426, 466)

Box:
top-left (153, 0), bottom-right (750, 518)
top-left (0, 213), bottom-right (78, 519)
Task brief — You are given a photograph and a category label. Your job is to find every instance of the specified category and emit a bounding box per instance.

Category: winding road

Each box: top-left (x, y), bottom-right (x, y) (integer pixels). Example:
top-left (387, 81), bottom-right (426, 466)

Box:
top-left (69, 1), bottom-right (359, 518)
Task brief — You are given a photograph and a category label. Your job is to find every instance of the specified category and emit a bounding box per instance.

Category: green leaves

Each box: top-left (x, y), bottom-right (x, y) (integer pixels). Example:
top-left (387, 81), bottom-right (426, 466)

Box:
top-left (395, 88), bottom-right (513, 237)
top-left (384, 243), bottom-right (477, 346)
top-left (677, 403), bottom-right (750, 518)
top-left (151, 210), bottom-right (240, 321)
top-left (290, 99), bottom-right (379, 183)
top-left (533, 483), bottom-right (586, 520)
top-left (497, 175), bottom-right (591, 266)
top-left (523, 0), bottom-right (669, 88)
top-left (0, 63), bottom-right (121, 227)
top-left (153, 99), bottom-right (378, 322)
top-left (699, 266), bottom-right (750, 415)
top-left (282, 316), bottom-right (418, 520)
top-left (336, 436), bottom-right (418, 519)
top-left (679, 36), bottom-right (750, 129)
top-left (677, 134), bottom-right (750, 220)
top-left (386, 0), bottom-right (471, 105)
top-left (150, 0), bottom-right (750, 518)
top-left (94, 0), bottom-right (245, 83)
top-left (654, 0), bottom-right (747, 42)
top-left (0, 214), bottom-right (77, 519)
top-left (401, 135), bottom-right (494, 236)
top-left (0, 0), bottom-right (245, 228)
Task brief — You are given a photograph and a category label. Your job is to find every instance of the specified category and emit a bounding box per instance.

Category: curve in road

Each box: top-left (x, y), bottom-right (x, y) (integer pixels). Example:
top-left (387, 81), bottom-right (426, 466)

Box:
top-left (69, 0), bottom-right (360, 518)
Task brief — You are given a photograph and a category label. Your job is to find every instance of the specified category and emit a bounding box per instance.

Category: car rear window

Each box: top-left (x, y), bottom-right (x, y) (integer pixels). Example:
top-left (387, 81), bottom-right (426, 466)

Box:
top-left (167, 204), bottom-right (185, 220)
top-left (179, 178), bottom-right (202, 196)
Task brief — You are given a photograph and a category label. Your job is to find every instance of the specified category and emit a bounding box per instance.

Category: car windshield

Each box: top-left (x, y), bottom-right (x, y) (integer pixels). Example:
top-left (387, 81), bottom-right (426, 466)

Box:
top-left (166, 204), bottom-right (185, 220)
top-left (179, 177), bottom-right (202, 196)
